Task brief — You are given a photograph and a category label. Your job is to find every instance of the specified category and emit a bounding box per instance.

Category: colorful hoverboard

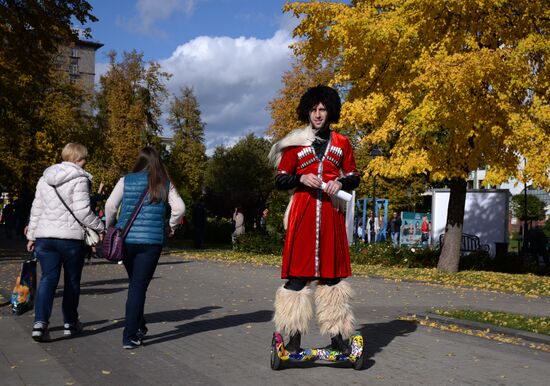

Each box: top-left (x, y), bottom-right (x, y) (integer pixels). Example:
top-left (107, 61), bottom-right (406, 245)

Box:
top-left (270, 332), bottom-right (365, 370)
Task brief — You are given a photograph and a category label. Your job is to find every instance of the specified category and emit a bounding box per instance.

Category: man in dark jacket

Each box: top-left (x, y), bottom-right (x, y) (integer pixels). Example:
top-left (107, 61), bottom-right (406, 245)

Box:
top-left (388, 211), bottom-right (402, 247)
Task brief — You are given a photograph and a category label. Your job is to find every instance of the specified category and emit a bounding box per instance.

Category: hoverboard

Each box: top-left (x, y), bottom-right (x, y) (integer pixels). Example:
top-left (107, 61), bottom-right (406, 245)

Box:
top-left (270, 331), bottom-right (364, 370)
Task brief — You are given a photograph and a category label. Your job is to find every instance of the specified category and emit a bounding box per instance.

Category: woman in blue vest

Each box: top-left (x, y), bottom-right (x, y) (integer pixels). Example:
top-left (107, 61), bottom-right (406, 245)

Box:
top-left (105, 147), bottom-right (185, 349)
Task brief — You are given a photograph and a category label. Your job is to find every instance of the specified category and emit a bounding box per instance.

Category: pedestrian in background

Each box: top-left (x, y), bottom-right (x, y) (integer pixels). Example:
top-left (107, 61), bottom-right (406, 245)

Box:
top-left (421, 215), bottom-right (430, 246)
top-left (356, 221), bottom-right (365, 243)
top-left (366, 211), bottom-right (378, 244)
top-left (232, 207), bottom-right (244, 243)
top-left (26, 143), bottom-right (105, 342)
top-left (87, 182), bottom-right (107, 262)
top-left (14, 192), bottom-right (32, 240)
top-left (375, 212), bottom-right (385, 242)
top-left (389, 211), bottom-right (402, 247)
top-left (2, 198), bottom-right (15, 239)
top-left (105, 147), bottom-right (184, 349)
top-left (192, 200), bottom-right (207, 249)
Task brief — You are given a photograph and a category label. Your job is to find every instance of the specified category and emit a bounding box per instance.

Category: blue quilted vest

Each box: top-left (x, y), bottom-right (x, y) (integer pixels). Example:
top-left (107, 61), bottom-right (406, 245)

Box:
top-left (116, 172), bottom-right (166, 245)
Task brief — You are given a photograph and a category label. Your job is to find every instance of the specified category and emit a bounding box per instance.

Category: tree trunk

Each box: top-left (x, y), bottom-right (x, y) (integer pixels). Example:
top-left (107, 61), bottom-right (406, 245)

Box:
top-left (437, 178), bottom-right (467, 273)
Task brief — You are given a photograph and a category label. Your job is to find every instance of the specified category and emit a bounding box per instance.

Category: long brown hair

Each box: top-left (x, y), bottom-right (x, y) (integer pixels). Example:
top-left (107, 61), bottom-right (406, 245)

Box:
top-left (132, 147), bottom-right (170, 203)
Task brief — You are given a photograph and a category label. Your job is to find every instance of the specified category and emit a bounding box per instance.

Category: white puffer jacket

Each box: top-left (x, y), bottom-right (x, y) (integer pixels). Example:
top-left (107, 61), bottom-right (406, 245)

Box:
top-left (26, 162), bottom-right (105, 241)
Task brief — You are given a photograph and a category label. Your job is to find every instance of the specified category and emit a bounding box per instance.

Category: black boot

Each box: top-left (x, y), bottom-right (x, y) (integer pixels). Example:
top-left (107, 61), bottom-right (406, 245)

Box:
top-left (327, 333), bottom-right (350, 354)
top-left (286, 332), bottom-right (302, 354)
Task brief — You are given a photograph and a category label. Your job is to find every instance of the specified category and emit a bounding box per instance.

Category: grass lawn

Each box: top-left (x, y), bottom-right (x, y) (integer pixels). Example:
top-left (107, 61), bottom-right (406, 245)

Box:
top-left (169, 249), bottom-right (550, 298)
top-left (433, 309), bottom-right (550, 336)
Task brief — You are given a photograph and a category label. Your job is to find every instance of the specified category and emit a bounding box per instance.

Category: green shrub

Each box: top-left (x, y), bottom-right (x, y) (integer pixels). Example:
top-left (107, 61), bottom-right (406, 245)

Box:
top-left (459, 250), bottom-right (494, 271)
top-left (350, 242), bottom-right (439, 268)
top-left (233, 230), bottom-right (284, 255)
top-left (205, 217), bottom-right (233, 244)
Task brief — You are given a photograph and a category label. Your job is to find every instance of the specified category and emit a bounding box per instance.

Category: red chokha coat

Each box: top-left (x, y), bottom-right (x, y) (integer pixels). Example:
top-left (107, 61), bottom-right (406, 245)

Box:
top-left (276, 130), bottom-right (357, 279)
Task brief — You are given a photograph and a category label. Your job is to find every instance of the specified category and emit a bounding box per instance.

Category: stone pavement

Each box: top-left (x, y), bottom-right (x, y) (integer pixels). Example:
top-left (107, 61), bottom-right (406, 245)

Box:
top-left (0, 237), bottom-right (549, 385)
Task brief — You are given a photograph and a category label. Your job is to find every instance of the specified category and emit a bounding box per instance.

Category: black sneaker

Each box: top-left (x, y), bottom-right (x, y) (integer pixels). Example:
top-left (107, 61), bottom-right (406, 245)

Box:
top-left (136, 326), bottom-right (148, 339)
top-left (32, 322), bottom-right (50, 342)
top-left (285, 332), bottom-right (303, 354)
top-left (64, 321), bottom-right (83, 337)
top-left (123, 337), bottom-right (142, 349)
top-left (326, 334), bottom-right (350, 354)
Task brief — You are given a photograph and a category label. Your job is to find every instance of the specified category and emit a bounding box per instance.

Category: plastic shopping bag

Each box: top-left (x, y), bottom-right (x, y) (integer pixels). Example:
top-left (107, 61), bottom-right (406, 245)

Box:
top-left (11, 256), bottom-right (37, 315)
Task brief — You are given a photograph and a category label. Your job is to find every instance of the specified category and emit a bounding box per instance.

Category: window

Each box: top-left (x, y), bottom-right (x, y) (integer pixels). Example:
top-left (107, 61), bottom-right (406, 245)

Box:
top-left (71, 48), bottom-right (79, 58)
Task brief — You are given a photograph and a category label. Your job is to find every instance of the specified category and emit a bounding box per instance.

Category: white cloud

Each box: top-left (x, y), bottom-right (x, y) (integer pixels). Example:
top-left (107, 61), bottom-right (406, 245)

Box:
top-left (117, 0), bottom-right (197, 37)
top-left (94, 61), bottom-right (111, 87)
top-left (160, 28), bottom-right (296, 151)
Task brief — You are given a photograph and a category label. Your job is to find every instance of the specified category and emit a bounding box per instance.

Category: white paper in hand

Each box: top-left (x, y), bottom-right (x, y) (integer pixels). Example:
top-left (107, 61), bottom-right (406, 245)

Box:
top-left (321, 182), bottom-right (352, 202)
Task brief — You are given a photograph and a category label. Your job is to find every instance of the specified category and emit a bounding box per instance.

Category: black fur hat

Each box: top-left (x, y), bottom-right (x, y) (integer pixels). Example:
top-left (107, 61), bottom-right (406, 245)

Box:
top-left (296, 85), bottom-right (341, 124)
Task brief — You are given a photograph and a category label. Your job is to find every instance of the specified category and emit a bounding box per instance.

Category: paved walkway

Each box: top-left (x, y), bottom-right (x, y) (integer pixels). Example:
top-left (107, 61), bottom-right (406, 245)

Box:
top-left (1, 236), bottom-right (549, 385)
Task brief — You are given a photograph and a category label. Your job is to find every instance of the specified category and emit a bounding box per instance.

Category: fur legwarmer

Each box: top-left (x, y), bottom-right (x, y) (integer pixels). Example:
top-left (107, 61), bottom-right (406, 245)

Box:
top-left (273, 285), bottom-right (313, 336)
top-left (315, 280), bottom-right (355, 339)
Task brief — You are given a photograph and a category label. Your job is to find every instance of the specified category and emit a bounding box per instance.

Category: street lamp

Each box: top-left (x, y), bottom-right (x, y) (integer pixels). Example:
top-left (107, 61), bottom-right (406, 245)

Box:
top-left (523, 182), bottom-right (528, 252)
top-left (370, 147), bottom-right (383, 244)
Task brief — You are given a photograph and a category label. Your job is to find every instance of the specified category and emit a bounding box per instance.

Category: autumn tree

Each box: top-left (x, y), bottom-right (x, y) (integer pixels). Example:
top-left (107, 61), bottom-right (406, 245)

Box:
top-left (166, 86), bottom-right (207, 201)
top-left (0, 0), bottom-right (97, 192)
top-left (92, 50), bottom-right (170, 186)
top-left (285, 0), bottom-right (550, 272)
top-left (204, 134), bottom-right (273, 228)
top-left (269, 47), bottom-right (431, 214)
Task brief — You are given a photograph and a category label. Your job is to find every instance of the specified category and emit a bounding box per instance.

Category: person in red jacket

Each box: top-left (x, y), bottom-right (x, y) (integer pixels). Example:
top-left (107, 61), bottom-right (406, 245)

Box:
top-left (268, 86), bottom-right (359, 353)
top-left (421, 215), bottom-right (430, 246)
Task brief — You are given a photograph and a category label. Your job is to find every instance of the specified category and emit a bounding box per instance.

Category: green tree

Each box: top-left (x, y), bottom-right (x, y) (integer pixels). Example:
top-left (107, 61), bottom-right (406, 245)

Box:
top-left (285, 0), bottom-right (550, 272)
top-left (167, 86), bottom-right (207, 201)
top-left (204, 134), bottom-right (273, 227)
top-left (92, 50), bottom-right (171, 186)
top-left (511, 194), bottom-right (547, 222)
top-left (0, 0), bottom-right (97, 192)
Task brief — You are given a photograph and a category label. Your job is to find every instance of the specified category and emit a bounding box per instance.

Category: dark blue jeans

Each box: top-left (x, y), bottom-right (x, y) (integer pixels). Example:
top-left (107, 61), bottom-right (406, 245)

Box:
top-left (34, 238), bottom-right (86, 325)
top-left (122, 243), bottom-right (162, 343)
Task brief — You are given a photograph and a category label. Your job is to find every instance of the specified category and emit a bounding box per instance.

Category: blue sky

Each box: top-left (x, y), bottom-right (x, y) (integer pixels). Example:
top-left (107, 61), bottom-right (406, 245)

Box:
top-left (83, 0), bottom-right (300, 151)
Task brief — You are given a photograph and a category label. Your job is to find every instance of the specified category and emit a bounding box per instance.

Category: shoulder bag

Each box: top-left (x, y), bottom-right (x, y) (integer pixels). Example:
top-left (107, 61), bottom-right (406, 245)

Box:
top-left (54, 186), bottom-right (100, 246)
top-left (102, 188), bottom-right (148, 262)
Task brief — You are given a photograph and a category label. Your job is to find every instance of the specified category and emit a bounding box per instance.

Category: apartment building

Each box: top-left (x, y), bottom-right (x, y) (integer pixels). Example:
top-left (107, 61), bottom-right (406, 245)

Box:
top-left (59, 39), bottom-right (103, 111)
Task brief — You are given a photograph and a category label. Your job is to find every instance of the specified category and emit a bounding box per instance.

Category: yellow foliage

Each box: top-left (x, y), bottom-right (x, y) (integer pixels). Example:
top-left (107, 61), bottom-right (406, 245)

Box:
top-left (267, 57), bottom-right (335, 140)
top-left (285, 0), bottom-right (550, 188)
top-left (95, 50), bottom-right (170, 184)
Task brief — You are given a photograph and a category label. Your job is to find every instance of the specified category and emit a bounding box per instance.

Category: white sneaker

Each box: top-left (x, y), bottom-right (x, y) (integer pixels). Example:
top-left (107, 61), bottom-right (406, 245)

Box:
top-left (32, 322), bottom-right (50, 342)
top-left (64, 321), bottom-right (83, 336)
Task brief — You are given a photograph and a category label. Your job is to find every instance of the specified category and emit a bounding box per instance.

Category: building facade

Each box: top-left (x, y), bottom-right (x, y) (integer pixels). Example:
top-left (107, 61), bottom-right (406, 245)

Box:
top-left (58, 39), bottom-right (103, 112)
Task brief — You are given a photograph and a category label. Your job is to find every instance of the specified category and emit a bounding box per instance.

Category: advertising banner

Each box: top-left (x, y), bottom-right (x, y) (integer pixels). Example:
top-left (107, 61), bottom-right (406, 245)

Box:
top-left (400, 212), bottom-right (431, 248)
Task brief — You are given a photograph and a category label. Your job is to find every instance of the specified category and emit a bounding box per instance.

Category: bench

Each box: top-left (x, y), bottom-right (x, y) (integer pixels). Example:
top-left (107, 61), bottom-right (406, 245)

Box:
top-left (439, 233), bottom-right (490, 255)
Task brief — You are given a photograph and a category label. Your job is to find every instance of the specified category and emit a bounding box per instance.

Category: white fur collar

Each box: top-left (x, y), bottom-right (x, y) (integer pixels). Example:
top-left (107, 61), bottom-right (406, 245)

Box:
top-left (268, 125), bottom-right (318, 168)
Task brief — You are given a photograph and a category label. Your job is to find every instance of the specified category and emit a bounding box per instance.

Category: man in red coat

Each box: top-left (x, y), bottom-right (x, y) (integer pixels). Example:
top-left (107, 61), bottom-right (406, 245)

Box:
top-left (268, 86), bottom-right (359, 353)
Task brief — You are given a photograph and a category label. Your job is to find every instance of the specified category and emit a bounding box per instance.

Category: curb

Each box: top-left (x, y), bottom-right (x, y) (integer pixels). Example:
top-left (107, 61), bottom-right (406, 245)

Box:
top-left (412, 313), bottom-right (550, 346)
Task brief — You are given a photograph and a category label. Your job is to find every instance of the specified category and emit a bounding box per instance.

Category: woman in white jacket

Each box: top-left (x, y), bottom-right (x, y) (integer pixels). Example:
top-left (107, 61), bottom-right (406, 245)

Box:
top-left (26, 143), bottom-right (105, 342)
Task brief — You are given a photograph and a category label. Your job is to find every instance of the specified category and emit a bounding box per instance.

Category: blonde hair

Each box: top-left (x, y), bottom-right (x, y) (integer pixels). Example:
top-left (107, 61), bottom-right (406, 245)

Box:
top-left (61, 143), bottom-right (88, 163)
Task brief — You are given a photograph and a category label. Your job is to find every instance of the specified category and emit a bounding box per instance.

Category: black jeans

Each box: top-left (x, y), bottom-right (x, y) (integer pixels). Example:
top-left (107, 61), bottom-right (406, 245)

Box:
top-left (284, 277), bottom-right (341, 291)
top-left (122, 243), bottom-right (162, 343)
